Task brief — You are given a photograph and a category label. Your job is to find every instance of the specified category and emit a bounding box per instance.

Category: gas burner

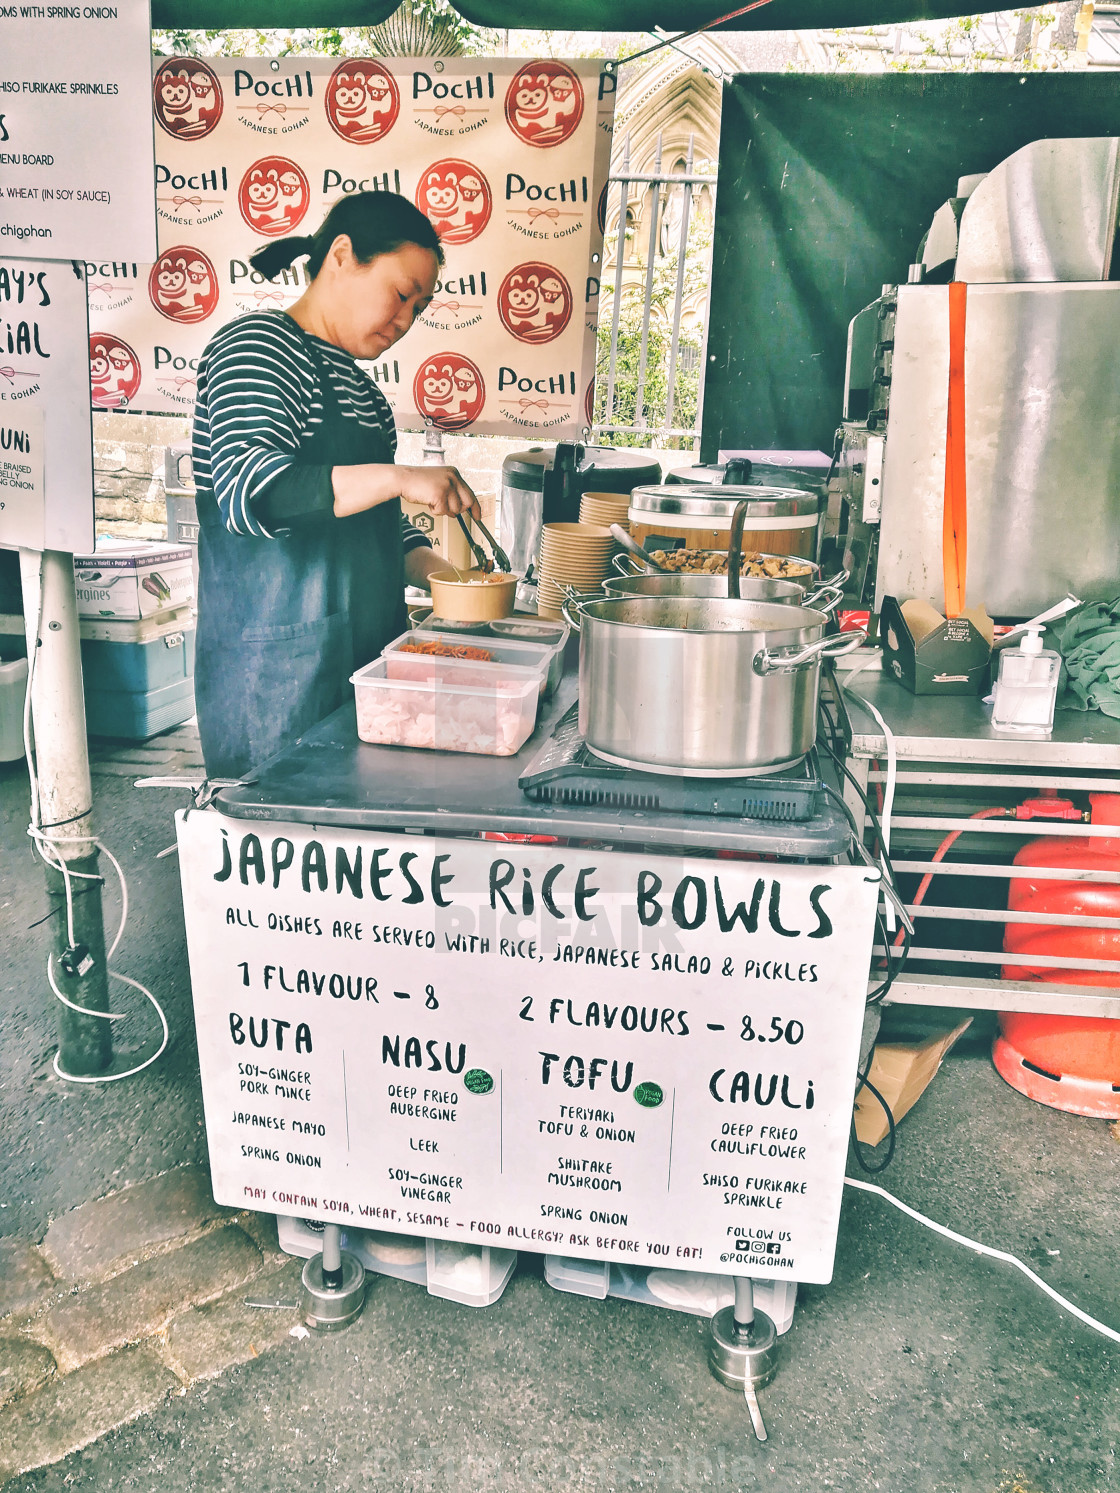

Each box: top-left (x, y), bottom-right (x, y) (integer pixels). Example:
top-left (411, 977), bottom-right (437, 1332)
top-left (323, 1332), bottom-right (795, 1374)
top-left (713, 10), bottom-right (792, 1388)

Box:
top-left (519, 705), bottom-right (821, 821)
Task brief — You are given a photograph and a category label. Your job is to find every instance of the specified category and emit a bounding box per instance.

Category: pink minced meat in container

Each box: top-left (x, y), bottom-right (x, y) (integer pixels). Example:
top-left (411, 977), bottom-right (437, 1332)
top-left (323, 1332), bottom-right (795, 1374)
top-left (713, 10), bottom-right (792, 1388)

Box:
top-left (351, 657), bottom-right (541, 756)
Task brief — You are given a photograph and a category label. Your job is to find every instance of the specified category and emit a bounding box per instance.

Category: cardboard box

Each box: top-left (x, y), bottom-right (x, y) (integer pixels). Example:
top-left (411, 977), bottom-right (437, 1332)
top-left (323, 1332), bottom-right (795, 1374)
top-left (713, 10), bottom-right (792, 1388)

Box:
top-left (853, 1017), bottom-right (973, 1145)
top-left (73, 540), bottom-right (194, 621)
top-left (879, 594), bottom-right (992, 695)
top-left (402, 491), bottom-right (499, 575)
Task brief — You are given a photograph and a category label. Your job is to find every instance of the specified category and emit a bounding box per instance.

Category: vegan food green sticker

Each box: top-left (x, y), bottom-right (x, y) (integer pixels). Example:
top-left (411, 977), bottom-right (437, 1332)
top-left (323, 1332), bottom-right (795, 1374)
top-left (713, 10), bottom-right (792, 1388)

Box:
top-left (633, 1081), bottom-right (664, 1109)
top-left (464, 1068), bottom-right (494, 1096)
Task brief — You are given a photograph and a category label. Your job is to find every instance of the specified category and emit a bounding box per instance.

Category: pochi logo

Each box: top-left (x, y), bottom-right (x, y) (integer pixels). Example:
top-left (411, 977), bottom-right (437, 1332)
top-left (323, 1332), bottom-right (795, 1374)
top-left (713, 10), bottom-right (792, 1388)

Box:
top-left (498, 264), bottom-right (572, 344)
top-left (415, 160), bottom-right (492, 245)
top-left (238, 157), bottom-right (310, 237)
top-left (148, 247), bottom-right (220, 325)
top-left (89, 335), bottom-right (142, 411)
top-left (325, 60), bottom-right (400, 144)
top-left (505, 62), bottom-right (584, 149)
top-left (413, 354), bottom-right (485, 431)
top-left (153, 58), bottom-right (223, 141)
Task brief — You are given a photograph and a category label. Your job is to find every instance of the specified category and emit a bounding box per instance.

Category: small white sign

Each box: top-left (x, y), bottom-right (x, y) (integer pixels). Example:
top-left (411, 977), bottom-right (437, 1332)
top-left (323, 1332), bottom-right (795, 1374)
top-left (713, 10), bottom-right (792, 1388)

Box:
top-left (0, 402), bottom-right (42, 546)
top-left (0, 256), bottom-right (93, 553)
top-left (178, 813), bottom-right (879, 1285)
top-left (0, 2), bottom-right (157, 261)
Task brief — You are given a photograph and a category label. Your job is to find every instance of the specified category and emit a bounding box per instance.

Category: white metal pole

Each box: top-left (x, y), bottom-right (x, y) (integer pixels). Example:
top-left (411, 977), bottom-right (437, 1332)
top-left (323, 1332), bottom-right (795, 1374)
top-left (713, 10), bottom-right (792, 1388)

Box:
top-left (19, 547), bottom-right (111, 1075)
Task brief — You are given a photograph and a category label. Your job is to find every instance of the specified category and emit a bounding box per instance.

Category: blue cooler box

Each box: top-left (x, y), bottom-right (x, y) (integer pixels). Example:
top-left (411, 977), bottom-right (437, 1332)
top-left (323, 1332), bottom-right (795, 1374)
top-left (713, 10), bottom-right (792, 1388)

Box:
top-left (81, 619), bottom-right (196, 739)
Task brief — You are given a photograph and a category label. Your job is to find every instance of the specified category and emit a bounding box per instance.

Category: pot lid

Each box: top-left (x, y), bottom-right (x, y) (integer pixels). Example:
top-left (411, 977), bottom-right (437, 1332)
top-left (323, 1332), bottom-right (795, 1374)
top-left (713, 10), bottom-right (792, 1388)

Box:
top-left (629, 484), bottom-right (820, 519)
top-left (502, 444), bottom-right (662, 489)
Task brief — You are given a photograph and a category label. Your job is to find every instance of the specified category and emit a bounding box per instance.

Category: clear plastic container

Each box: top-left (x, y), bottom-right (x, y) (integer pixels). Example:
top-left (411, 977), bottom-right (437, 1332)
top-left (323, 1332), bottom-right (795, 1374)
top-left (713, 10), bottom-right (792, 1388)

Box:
top-left (276, 1216), bottom-right (518, 1308)
top-left (351, 657), bottom-right (540, 756)
top-left (381, 628), bottom-right (551, 693)
top-left (425, 1238), bottom-right (519, 1307)
top-left (543, 1256), bottom-right (798, 1335)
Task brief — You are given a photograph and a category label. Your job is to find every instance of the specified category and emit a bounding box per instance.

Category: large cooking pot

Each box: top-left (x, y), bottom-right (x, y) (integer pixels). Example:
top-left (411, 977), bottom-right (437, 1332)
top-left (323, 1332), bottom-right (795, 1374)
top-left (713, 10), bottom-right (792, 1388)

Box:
top-left (603, 568), bottom-right (845, 611)
top-left (628, 484), bottom-right (821, 560)
top-left (562, 594), bottom-right (864, 776)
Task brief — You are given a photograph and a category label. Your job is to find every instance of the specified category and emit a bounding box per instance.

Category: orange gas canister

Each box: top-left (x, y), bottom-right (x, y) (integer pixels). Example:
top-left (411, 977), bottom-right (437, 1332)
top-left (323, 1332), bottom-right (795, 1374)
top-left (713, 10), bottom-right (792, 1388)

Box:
top-left (996, 793), bottom-right (1120, 1117)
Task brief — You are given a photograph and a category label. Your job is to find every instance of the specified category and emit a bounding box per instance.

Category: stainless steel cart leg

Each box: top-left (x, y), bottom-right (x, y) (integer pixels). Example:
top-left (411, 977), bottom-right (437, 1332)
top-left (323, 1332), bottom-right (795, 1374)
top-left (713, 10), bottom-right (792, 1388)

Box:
top-left (298, 1222), bottom-right (366, 1332)
top-left (708, 1278), bottom-right (779, 1441)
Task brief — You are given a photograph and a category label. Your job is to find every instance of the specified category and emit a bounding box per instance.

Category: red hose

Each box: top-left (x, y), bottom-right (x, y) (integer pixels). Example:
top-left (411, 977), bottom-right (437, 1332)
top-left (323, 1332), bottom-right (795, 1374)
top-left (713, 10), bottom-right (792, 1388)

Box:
top-left (892, 807), bottom-right (1010, 948)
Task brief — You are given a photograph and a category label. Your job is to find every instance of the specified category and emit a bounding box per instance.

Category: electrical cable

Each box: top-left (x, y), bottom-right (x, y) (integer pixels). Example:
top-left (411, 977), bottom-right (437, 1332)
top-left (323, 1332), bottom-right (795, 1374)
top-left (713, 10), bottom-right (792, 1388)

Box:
top-left (849, 1071), bottom-right (897, 1174)
top-left (845, 1176), bottom-right (1120, 1347)
top-left (22, 562), bottom-right (169, 1085)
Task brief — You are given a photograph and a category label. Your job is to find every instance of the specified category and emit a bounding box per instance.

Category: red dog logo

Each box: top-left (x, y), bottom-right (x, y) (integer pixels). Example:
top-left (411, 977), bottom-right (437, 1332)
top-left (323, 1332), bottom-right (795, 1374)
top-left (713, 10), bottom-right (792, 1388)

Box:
top-left (238, 157), bottom-right (310, 237)
top-left (413, 354), bottom-right (485, 431)
top-left (415, 160), bottom-right (492, 245)
top-left (148, 247), bottom-right (219, 324)
top-left (505, 62), bottom-right (584, 148)
top-left (89, 335), bottom-right (142, 410)
top-left (498, 263), bottom-right (572, 345)
top-left (153, 58), bottom-right (223, 141)
top-left (325, 59), bottom-right (400, 143)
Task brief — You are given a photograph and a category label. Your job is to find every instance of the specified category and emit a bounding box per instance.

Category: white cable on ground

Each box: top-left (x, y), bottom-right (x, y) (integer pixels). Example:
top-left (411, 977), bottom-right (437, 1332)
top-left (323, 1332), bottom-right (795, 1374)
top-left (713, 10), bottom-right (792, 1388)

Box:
top-left (22, 563), bottom-right (169, 1086)
top-left (846, 1176), bottom-right (1120, 1346)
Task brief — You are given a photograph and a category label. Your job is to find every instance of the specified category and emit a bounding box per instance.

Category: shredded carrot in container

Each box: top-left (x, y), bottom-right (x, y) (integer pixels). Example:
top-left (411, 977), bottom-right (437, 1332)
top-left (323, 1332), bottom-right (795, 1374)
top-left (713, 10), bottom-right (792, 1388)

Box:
top-left (399, 641), bottom-right (494, 661)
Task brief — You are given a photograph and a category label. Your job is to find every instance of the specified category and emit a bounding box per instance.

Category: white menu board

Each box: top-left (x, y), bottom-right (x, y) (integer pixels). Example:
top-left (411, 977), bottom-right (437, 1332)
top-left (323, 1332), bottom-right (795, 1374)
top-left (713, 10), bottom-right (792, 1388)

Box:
top-left (0, 1), bottom-right (157, 261)
top-left (178, 812), bottom-right (879, 1285)
top-left (0, 256), bottom-right (93, 552)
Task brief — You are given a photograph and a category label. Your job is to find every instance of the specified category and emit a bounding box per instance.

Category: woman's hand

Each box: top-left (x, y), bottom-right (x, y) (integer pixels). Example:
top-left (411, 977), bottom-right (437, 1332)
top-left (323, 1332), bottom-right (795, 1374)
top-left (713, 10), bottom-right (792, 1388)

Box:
top-left (331, 462), bottom-right (480, 520)
top-left (396, 465), bottom-right (481, 520)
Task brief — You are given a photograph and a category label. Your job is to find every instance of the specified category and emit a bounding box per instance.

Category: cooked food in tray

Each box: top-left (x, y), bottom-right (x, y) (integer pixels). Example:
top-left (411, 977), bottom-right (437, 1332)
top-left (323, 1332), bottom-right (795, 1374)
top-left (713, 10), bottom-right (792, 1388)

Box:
top-left (648, 549), bottom-right (815, 577)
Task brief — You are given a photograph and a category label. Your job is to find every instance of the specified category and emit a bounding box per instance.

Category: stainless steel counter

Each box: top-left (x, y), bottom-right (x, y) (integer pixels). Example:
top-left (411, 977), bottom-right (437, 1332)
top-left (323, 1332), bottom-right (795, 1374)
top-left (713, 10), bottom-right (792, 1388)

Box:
top-left (840, 674), bottom-right (1120, 1019)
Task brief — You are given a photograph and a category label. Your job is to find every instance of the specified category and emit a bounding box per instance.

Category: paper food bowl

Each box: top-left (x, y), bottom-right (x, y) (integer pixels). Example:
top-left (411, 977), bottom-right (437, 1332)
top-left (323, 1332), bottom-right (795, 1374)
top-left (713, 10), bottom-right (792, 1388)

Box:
top-left (428, 569), bottom-right (518, 622)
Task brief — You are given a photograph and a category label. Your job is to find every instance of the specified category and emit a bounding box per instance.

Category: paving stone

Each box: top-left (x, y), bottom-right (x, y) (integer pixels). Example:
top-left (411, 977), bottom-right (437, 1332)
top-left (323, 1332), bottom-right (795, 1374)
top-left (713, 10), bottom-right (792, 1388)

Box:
top-left (0, 1343), bottom-right (177, 1482)
top-left (41, 1164), bottom-right (231, 1284)
top-left (0, 1337), bottom-right (56, 1411)
top-left (233, 1209), bottom-right (288, 1268)
top-left (40, 1226), bottom-right (263, 1374)
top-left (164, 1258), bottom-right (304, 1383)
top-left (0, 1242), bottom-right (55, 1322)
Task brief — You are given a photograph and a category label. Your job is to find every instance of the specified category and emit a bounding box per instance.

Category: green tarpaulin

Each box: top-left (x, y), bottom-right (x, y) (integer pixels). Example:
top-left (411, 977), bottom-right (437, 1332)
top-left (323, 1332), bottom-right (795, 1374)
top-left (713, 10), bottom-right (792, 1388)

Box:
top-left (149, 2), bottom-right (995, 34)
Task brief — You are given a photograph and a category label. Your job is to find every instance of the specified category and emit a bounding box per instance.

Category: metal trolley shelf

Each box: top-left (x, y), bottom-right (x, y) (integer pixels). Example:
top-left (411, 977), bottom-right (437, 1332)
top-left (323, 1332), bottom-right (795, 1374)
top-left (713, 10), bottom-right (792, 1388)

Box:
top-left (840, 677), bottom-right (1120, 1018)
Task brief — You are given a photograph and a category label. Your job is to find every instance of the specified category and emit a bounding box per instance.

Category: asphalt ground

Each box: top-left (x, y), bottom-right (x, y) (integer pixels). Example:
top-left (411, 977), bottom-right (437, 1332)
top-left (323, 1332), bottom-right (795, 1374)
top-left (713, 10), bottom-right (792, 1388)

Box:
top-left (2, 749), bottom-right (1119, 1492)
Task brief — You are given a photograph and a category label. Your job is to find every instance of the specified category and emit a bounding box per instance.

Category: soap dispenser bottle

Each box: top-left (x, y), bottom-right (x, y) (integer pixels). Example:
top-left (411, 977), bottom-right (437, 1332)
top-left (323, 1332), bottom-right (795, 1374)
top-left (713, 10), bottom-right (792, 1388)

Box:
top-left (991, 628), bottom-right (1061, 737)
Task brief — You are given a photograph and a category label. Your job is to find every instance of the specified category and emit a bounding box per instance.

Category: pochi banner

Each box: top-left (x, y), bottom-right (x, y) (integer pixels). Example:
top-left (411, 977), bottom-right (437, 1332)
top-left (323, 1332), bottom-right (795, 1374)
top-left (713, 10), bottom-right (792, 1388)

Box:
top-left (86, 56), bottom-right (615, 436)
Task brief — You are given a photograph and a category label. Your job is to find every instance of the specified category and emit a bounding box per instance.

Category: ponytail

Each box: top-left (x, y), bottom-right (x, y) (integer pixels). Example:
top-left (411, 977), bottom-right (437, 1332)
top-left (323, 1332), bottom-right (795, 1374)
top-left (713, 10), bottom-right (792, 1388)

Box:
top-left (249, 234), bottom-right (316, 281)
top-left (248, 191), bottom-right (444, 282)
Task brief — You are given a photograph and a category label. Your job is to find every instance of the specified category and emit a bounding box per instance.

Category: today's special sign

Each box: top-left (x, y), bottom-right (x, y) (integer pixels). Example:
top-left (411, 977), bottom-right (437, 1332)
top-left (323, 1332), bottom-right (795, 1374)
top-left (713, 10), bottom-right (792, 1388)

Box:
top-left (0, 255), bottom-right (93, 552)
top-left (179, 812), bottom-right (879, 1284)
top-left (85, 55), bottom-right (613, 436)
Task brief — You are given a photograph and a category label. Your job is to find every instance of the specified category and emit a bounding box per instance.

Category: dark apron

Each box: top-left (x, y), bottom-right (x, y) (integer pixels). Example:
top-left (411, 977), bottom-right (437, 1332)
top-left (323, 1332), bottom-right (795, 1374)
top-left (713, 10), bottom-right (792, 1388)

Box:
top-left (195, 342), bottom-right (404, 779)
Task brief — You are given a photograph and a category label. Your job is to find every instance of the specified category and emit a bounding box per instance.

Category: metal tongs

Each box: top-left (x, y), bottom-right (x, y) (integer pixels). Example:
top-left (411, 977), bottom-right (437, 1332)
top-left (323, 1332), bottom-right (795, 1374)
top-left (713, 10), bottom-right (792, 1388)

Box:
top-left (455, 512), bottom-right (512, 573)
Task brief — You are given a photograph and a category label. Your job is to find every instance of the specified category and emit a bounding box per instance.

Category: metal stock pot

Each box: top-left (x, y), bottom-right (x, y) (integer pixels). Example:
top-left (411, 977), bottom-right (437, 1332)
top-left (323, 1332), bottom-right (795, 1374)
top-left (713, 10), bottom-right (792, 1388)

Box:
top-left (603, 567), bottom-right (846, 612)
top-left (561, 594), bottom-right (864, 777)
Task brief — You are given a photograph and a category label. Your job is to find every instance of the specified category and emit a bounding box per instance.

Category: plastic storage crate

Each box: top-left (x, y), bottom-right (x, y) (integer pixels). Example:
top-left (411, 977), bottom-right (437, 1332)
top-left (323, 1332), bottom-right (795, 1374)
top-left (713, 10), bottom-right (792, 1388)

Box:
top-left (543, 1257), bottom-right (798, 1336)
top-left (276, 1216), bottom-right (518, 1308)
top-left (81, 618), bottom-right (195, 741)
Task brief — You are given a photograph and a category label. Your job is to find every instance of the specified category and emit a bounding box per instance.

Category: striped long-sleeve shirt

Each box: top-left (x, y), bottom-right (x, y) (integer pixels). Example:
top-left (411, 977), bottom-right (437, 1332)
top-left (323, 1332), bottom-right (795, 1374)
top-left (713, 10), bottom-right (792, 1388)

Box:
top-left (191, 310), bottom-right (430, 553)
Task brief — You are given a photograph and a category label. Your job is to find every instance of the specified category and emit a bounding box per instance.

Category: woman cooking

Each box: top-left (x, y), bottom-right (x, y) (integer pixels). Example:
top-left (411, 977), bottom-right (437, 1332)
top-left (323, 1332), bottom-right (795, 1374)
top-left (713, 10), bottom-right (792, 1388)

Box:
top-left (192, 190), bottom-right (480, 779)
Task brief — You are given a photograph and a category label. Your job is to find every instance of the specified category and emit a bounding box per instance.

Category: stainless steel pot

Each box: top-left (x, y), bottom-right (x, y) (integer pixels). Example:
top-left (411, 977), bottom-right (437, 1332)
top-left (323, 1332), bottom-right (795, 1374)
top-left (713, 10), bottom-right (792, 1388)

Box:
top-left (562, 594), bottom-right (864, 776)
top-left (602, 569), bottom-right (846, 612)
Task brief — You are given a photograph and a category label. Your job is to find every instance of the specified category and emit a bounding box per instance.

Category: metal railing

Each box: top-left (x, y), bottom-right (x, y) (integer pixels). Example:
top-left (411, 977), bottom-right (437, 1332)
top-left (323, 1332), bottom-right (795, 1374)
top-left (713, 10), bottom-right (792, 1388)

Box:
top-left (593, 132), bottom-right (717, 451)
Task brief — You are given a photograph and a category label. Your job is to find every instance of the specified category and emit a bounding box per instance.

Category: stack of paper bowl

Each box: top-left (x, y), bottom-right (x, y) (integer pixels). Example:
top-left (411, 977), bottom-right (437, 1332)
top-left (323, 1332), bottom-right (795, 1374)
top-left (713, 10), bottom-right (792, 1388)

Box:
top-left (537, 522), bottom-right (616, 619)
top-left (579, 491), bottom-right (631, 532)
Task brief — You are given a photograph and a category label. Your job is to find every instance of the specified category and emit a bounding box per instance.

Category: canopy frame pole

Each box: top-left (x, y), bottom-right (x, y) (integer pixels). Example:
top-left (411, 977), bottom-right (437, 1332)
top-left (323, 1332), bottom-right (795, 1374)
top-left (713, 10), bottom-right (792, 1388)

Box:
top-left (633, 132), bottom-right (665, 436)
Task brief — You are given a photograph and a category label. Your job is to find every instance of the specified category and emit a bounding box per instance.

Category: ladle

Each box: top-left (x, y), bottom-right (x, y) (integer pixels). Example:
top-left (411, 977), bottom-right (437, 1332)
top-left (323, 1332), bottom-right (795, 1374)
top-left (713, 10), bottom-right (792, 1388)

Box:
top-left (609, 524), bottom-right (668, 573)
